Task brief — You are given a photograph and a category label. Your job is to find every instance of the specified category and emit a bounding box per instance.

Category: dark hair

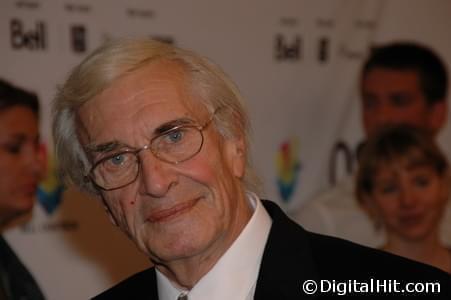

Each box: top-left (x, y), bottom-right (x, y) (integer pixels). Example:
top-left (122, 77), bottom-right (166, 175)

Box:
top-left (356, 124), bottom-right (448, 202)
top-left (362, 42), bottom-right (448, 105)
top-left (0, 78), bottom-right (39, 115)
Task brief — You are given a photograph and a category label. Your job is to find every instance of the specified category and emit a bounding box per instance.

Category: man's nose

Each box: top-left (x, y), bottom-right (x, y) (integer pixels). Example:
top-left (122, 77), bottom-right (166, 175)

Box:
top-left (374, 105), bottom-right (399, 126)
top-left (22, 143), bottom-right (45, 179)
top-left (398, 185), bottom-right (416, 207)
top-left (138, 150), bottom-right (178, 198)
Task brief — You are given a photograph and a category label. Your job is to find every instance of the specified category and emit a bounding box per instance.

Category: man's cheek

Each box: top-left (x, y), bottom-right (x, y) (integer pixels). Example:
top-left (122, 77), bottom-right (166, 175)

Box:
top-left (182, 158), bottom-right (217, 183)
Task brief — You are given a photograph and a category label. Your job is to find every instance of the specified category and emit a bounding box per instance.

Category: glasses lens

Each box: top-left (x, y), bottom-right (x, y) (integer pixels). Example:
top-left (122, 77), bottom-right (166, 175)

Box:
top-left (90, 124), bottom-right (207, 190)
top-left (92, 152), bottom-right (139, 190)
top-left (152, 126), bottom-right (203, 163)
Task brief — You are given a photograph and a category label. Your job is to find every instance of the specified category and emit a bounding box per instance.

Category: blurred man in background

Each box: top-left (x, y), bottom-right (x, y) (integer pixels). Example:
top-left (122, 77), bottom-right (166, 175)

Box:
top-left (0, 79), bottom-right (46, 299)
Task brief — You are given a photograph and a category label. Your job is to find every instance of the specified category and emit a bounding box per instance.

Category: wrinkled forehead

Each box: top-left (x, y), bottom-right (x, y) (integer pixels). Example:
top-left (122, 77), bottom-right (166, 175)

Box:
top-left (76, 61), bottom-right (209, 144)
top-left (87, 60), bottom-right (206, 110)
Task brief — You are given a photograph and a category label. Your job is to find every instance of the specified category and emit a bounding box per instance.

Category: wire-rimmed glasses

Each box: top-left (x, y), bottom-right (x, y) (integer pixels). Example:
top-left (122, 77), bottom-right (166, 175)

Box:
top-left (86, 110), bottom-right (219, 191)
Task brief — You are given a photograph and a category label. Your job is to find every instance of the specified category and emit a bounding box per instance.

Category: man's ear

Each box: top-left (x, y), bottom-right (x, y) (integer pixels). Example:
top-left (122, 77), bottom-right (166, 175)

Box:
top-left (226, 135), bottom-right (246, 179)
top-left (427, 100), bottom-right (448, 134)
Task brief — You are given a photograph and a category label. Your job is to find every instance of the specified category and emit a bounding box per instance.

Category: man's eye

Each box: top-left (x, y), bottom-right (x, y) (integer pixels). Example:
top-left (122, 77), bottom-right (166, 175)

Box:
top-left (391, 94), bottom-right (412, 107)
top-left (376, 183), bottom-right (398, 196)
top-left (413, 176), bottom-right (430, 187)
top-left (165, 129), bottom-right (185, 143)
top-left (2, 144), bottom-right (22, 155)
top-left (362, 96), bottom-right (378, 110)
top-left (382, 185), bottom-right (397, 194)
top-left (101, 153), bottom-right (129, 169)
top-left (111, 155), bottom-right (125, 165)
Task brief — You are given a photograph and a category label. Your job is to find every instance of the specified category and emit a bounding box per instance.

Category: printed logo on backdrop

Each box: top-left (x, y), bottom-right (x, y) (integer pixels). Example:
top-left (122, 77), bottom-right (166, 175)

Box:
top-left (316, 18), bottom-right (334, 63)
top-left (275, 34), bottom-right (301, 61)
top-left (37, 151), bottom-right (64, 215)
top-left (102, 33), bottom-right (174, 45)
top-left (274, 17), bottom-right (333, 63)
top-left (274, 17), bottom-right (378, 64)
top-left (70, 24), bottom-right (87, 53)
top-left (326, 19), bottom-right (377, 186)
top-left (64, 4), bottom-right (91, 53)
top-left (337, 19), bottom-right (377, 61)
top-left (317, 37), bottom-right (330, 63)
top-left (275, 138), bottom-right (302, 203)
top-left (15, 1), bottom-right (40, 10)
top-left (329, 140), bottom-right (364, 186)
top-left (10, 18), bottom-right (47, 51)
top-left (126, 7), bottom-right (155, 19)
top-left (275, 17), bottom-right (301, 62)
top-left (273, 16), bottom-right (378, 189)
top-left (64, 3), bottom-right (91, 14)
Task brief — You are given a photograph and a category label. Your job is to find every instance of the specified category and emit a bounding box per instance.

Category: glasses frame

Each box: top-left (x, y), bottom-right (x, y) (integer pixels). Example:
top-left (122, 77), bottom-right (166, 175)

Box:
top-left (86, 110), bottom-right (219, 191)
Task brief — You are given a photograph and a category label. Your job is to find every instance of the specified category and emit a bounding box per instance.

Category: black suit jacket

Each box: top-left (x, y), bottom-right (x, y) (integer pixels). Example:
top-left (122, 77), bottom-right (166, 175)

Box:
top-left (0, 236), bottom-right (46, 300)
top-left (93, 200), bottom-right (451, 299)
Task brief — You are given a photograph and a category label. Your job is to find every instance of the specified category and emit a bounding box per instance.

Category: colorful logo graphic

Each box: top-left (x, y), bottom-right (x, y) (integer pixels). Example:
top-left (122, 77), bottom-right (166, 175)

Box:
top-left (37, 145), bottom-right (65, 215)
top-left (275, 138), bottom-right (302, 203)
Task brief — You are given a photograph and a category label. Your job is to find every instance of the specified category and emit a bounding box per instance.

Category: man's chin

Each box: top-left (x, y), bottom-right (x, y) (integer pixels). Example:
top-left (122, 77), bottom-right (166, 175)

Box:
top-left (144, 227), bottom-right (219, 265)
top-left (12, 196), bottom-right (36, 216)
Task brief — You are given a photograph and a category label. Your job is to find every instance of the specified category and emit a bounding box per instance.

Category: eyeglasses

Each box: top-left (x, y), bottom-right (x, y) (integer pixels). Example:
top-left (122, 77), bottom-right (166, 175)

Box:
top-left (86, 110), bottom-right (219, 191)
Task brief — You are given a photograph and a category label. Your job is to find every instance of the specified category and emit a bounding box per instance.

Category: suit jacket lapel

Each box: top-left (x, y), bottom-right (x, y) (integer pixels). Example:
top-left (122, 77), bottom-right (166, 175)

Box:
top-left (254, 200), bottom-right (320, 300)
top-left (0, 235), bottom-right (45, 300)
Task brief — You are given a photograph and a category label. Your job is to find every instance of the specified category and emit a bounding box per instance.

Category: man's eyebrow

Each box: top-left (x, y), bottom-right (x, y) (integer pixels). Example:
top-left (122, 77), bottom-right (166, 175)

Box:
top-left (154, 117), bottom-right (196, 135)
top-left (83, 118), bottom-right (196, 153)
top-left (85, 141), bottom-right (125, 154)
top-left (405, 160), bottom-right (433, 171)
top-left (3, 133), bottom-right (27, 141)
top-left (0, 133), bottom-right (40, 144)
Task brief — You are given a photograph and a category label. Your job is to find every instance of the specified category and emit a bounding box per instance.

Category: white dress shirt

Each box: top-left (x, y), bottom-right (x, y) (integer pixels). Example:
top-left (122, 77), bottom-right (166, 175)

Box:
top-left (157, 191), bottom-right (272, 300)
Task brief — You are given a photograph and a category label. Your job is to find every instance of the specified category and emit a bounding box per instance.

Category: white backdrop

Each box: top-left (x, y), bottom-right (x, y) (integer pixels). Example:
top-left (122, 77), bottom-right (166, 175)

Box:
top-left (1, 0), bottom-right (451, 299)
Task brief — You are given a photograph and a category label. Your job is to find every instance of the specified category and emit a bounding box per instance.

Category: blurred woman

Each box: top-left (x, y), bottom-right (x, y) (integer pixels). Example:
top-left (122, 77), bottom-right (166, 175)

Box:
top-left (0, 79), bottom-right (46, 299)
top-left (356, 125), bottom-right (451, 273)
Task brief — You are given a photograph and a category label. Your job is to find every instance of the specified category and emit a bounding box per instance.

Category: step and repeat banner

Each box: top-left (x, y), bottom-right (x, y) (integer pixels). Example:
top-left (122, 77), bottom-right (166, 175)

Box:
top-left (1, 0), bottom-right (451, 299)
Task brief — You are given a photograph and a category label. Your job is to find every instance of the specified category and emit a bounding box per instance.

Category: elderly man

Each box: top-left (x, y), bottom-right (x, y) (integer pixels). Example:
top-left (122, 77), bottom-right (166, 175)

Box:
top-left (52, 39), bottom-right (450, 299)
top-left (295, 42), bottom-right (451, 248)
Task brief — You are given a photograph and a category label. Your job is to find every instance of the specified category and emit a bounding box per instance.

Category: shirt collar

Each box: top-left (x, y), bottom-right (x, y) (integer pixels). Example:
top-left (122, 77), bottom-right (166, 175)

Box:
top-left (157, 192), bottom-right (272, 300)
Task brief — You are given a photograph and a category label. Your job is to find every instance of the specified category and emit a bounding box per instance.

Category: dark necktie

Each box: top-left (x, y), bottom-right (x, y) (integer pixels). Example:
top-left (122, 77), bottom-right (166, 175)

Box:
top-left (177, 292), bottom-right (188, 300)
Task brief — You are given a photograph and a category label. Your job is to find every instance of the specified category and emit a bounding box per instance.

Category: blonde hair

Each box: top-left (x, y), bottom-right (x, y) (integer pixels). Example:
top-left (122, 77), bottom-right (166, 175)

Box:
top-left (53, 38), bottom-right (258, 193)
top-left (356, 125), bottom-right (448, 204)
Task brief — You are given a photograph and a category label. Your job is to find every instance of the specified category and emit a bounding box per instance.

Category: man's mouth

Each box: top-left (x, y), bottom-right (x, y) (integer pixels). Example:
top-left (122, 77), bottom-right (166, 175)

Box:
top-left (147, 197), bottom-right (201, 223)
top-left (398, 212), bottom-right (423, 227)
